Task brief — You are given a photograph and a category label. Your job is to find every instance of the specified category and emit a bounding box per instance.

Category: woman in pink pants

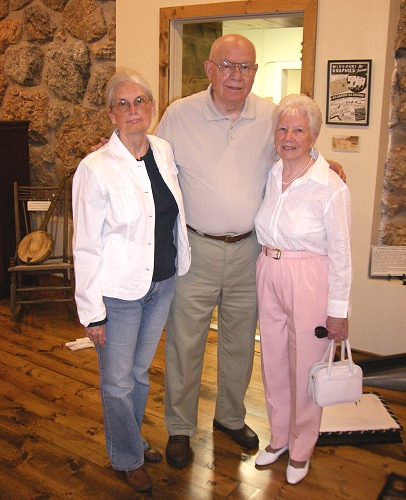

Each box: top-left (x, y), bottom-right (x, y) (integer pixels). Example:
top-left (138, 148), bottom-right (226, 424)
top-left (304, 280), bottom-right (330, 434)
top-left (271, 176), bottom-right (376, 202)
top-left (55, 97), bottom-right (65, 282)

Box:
top-left (254, 94), bottom-right (352, 484)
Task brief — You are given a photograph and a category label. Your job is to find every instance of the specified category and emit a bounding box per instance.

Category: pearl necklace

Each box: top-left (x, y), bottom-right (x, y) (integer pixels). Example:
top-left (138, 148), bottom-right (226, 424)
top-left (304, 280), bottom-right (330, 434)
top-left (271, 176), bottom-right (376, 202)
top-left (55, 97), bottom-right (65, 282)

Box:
top-left (281, 156), bottom-right (313, 186)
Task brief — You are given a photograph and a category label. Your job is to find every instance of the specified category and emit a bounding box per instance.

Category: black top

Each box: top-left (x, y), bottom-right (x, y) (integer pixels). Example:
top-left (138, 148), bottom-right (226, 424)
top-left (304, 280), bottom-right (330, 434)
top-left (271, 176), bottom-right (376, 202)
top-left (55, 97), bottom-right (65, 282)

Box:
top-left (141, 145), bottom-right (178, 282)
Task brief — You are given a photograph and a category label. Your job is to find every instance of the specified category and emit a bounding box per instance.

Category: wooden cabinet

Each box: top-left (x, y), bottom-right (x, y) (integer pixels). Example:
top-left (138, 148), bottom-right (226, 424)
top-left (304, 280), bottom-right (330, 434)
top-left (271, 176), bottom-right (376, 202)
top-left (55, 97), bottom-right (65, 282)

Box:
top-left (0, 121), bottom-right (30, 298)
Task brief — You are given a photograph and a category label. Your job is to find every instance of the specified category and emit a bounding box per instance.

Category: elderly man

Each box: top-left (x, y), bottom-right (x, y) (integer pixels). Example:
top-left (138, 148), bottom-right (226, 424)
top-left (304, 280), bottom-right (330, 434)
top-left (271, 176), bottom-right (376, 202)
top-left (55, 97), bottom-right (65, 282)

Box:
top-left (156, 34), bottom-right (278, 468)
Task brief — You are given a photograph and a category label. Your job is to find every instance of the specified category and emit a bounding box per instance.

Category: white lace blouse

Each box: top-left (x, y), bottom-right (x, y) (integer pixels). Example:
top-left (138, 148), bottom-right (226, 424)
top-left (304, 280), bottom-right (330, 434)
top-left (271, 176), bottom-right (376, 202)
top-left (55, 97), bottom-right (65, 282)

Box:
top-left (255, 153), bottom-right (352, 318)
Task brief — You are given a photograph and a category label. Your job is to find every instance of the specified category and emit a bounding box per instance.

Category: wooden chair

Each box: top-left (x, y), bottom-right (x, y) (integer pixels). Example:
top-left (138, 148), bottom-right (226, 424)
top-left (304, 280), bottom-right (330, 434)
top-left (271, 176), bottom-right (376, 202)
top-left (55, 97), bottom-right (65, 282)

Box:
top-left (8, 175), bottom-right (75, 321)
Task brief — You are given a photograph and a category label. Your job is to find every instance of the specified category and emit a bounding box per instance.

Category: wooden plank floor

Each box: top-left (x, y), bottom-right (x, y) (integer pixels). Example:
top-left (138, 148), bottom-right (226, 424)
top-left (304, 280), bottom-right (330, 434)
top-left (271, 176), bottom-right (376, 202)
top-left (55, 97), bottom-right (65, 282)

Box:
top-left (0, 297), bottom-right (405, 500)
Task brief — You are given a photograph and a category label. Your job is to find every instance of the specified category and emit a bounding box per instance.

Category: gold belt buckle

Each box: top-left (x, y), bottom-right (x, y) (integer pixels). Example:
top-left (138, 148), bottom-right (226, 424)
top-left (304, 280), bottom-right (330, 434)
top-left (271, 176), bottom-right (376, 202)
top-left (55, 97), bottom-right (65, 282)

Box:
top-left (272, 248), bottom-right (282, 260)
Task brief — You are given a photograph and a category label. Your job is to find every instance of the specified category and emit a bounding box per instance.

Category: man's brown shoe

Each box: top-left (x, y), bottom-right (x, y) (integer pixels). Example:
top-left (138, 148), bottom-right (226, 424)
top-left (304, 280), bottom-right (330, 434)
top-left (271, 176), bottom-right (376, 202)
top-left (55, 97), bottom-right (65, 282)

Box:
top-left (166, 435), bottom-right (192, 468)
top-left (144, 446), bottom-right (163, 463)
top-left (213, 418), bottom-right (259, 449)
top-left (126, 464), bottom-right (152, 493)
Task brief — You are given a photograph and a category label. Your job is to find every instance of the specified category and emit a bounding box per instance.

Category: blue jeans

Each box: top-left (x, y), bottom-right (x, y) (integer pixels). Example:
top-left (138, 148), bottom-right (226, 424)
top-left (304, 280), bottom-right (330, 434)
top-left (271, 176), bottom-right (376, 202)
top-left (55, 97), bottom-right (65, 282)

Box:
top-left (96, 276), bottom-right (175, 471)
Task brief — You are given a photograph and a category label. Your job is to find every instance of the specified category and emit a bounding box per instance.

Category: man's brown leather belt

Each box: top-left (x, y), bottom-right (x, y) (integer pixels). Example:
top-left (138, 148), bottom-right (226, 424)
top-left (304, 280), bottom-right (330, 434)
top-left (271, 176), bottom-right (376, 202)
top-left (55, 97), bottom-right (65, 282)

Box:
top-left (186, 224), bottom-right (252, 243)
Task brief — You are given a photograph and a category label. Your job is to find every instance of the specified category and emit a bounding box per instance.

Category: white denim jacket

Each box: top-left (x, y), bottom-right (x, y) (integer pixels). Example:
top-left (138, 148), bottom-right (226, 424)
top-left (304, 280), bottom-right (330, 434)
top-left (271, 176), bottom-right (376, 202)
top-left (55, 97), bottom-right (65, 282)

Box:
top-left (72, 132), bottom-right (191, 327)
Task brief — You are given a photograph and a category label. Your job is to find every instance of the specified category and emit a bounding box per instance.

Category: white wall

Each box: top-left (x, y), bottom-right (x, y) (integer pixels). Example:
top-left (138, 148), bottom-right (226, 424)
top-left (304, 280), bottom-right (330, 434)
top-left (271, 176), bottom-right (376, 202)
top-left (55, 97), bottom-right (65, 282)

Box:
top-left (118, 0), bottom-right (406, 355)
top-left (314, 0), bottom-right (405, 355)
top-left (221, 26), bottom-right (303, 101)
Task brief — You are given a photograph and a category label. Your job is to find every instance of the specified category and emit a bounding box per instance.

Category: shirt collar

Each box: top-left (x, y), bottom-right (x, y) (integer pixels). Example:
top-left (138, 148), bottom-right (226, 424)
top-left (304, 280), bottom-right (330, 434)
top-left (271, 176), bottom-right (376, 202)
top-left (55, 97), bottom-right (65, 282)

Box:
top-left (107, 130), bottom-right (152, 168)
top-left (273, 153), bottom-right (330, 186)
top-left (202, 84), bottom-right (256, 121)
top-left (308, 154), bottom-right (329, 185)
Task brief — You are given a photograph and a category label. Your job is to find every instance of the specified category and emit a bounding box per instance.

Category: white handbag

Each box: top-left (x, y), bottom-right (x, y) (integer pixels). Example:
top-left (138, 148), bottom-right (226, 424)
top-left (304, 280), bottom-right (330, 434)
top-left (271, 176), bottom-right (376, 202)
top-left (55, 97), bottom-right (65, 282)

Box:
top-left (308, 339), bottom-right (363, 407)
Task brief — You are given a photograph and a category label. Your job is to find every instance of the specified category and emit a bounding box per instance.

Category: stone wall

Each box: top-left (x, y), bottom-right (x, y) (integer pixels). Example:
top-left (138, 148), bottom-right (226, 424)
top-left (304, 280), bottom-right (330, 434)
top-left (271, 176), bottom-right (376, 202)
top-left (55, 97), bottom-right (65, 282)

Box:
top-left (380, 0), bottom-right (406, 245)
top-left (0, 0), bottom-right (116, 186)
top-left (182, 22), bottom-right (221, 98)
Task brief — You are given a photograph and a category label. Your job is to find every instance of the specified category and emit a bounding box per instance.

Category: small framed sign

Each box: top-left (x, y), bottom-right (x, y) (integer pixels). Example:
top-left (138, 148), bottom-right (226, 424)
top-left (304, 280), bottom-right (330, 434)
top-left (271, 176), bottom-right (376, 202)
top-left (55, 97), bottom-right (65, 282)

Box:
top-left (370, 246), bottom-right (406, 277)
top-left (332, 135), bottom-right (359, 152)
top-left (27, 200), bottom-right (51, 211)
top-left (326, 60), bottom-right (372, 126)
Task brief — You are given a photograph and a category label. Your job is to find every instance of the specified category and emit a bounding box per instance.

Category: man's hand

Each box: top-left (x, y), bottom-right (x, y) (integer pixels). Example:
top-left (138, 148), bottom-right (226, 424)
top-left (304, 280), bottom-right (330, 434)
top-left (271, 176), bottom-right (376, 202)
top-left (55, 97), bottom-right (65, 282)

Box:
top-left (90, 137), bottom-right (109, 153)
top-left (327, 159), bottom-right (346, 182)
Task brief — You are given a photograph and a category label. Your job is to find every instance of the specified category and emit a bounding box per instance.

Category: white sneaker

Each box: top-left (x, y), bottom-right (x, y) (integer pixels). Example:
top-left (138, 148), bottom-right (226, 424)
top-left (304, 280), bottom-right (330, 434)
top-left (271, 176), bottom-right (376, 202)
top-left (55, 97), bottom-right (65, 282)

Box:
top-left (286, 460), bottom-right (309, 484)
top-left (255, 445), bottom-right (289, 465)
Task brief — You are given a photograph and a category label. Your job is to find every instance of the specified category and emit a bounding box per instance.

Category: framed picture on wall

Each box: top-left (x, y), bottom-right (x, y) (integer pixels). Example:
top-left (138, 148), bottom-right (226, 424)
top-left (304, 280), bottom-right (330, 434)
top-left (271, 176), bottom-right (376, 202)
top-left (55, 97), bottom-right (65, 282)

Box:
top-left (326, 59), bottom-right (372, 126)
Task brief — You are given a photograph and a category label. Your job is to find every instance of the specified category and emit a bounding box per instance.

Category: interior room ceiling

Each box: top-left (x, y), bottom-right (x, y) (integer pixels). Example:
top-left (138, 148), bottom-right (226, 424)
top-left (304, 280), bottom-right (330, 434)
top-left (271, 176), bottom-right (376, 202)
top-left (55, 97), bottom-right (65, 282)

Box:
top-left (223, 15), bottom-right (303, 31)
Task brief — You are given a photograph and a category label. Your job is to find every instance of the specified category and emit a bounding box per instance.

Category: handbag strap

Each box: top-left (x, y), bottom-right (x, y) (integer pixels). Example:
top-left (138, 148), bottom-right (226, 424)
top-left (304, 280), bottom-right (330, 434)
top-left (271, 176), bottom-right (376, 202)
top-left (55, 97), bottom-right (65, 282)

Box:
top-left (321, 339), bottom-right (335, 363)
top-left (342, 339), bottom-right (355, 371)
top-left (324, 338), bottom-right (354, 375)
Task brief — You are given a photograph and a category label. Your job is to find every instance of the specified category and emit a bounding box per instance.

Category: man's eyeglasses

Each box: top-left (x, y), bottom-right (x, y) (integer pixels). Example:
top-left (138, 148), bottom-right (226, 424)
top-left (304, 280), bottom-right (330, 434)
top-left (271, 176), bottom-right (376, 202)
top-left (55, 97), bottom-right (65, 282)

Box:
top-left (210, 60), bottom-right (257, 77)
top-left (112, 96), bottom-right (151, 112)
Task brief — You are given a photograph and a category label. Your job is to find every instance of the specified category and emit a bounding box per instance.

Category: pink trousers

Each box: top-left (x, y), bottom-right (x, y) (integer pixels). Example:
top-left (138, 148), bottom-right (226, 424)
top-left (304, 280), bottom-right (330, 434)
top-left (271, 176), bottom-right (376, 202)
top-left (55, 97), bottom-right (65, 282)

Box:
top-left (256, 248), bottom-right (330, 462)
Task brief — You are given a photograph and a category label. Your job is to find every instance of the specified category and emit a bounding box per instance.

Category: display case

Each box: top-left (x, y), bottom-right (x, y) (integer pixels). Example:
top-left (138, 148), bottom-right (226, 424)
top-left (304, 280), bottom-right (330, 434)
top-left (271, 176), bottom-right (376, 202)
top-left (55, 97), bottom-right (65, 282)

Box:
top-left (0, 121), bottom-right (30, 298)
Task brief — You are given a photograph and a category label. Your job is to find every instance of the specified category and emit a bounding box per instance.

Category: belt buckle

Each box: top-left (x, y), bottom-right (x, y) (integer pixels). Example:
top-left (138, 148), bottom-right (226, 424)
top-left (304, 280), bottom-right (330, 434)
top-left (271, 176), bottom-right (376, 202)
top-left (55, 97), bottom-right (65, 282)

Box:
top-left (272, 248), bottom-right (282, 260)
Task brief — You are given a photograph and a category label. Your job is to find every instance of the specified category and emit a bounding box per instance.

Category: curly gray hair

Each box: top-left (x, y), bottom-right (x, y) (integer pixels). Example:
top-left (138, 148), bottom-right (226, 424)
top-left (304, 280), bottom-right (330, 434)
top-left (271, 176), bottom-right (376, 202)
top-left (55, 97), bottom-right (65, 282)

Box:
top-left (272, 94), bottom-right (323, 137)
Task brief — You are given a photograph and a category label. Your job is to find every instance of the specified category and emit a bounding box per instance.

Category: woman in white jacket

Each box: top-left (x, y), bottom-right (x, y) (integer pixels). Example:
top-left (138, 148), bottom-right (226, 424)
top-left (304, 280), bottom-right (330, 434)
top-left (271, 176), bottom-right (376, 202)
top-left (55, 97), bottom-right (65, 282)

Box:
top-left (72, 69), bottom-right (190, 493)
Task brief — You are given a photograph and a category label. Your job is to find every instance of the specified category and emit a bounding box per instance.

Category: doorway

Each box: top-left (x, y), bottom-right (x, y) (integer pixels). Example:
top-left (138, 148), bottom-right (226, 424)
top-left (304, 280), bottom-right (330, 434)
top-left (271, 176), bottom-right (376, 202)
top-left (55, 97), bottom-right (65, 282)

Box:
top-left (180, 18), bottom-right (303, 103)
top-left (159, 0), bottom-right (318, 117)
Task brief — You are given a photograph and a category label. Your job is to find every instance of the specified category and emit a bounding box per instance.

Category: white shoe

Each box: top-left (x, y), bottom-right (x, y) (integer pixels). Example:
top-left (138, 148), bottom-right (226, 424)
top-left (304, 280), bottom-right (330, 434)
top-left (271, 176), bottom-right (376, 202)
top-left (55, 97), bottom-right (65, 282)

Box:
top-left (255, 445), bottom-right (289, 466)
top-left (286, 460), bottom-right (309, 484)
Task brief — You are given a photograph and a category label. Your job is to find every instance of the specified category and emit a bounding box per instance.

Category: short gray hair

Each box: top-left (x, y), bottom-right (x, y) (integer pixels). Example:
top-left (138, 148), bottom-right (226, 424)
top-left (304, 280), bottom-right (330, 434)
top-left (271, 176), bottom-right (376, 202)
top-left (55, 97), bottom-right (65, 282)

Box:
top-left (105, 69), bottom-right (153, 108)
top-left (272, 94), bottom-right (323, 137)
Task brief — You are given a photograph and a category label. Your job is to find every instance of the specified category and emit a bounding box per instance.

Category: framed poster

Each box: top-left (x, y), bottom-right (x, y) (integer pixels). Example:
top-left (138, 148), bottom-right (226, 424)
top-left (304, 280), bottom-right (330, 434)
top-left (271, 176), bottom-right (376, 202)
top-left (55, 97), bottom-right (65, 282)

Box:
top-left (326, 60), bottom-right (372, 125)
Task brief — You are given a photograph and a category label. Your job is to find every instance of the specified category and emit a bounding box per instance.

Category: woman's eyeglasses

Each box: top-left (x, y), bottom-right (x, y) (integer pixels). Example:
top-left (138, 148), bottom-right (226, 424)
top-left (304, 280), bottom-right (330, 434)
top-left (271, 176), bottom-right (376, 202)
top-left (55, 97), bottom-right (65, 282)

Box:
top-left (112, 96), bottom-right (151, 112)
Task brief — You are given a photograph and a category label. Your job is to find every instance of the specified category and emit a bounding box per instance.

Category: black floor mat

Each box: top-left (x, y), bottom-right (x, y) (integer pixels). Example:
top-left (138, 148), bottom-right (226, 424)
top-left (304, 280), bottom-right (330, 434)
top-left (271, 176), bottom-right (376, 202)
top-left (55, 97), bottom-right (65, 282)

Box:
top-left (377, 473), bottom-right (406, 499)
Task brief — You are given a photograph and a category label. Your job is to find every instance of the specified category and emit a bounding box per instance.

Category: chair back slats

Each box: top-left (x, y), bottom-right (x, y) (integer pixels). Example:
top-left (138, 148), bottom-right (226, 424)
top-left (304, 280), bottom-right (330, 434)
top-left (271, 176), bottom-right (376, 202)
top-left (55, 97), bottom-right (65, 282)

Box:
top-left (13, 183), bottom-right (73, 265)
top-left (8, 180), bottom-right (75, 321)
